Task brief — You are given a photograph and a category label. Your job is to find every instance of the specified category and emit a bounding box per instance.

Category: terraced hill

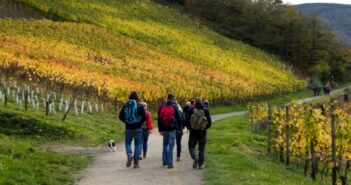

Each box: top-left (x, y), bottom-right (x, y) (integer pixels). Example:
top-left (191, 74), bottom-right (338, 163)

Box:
top-left (0, 0), bottom-right (305, 102)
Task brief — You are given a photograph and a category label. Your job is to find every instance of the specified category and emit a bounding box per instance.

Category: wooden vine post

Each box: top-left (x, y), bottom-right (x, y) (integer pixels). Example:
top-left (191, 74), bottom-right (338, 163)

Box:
top-left (3, 87), bottom-right (7, 106)
top-left (285, 105), bottom-right (290, 166)
top-left (331, 99), bottom-right (337, 185)
top-left (45, 100), bottom-right (50, 116)
top-left (62, 83), bottom-right (84, 122)
top-left (24, 90), bottom-right (28, 110)
top-left (267, 103), bottom-right (272, 154)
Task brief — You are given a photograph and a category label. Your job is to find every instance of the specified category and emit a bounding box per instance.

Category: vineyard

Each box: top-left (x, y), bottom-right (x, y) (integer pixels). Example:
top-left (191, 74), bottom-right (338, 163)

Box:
top-left (0, 0), bottom-right (306, 103)
top-left (249, 91), bottom-right (351, 185)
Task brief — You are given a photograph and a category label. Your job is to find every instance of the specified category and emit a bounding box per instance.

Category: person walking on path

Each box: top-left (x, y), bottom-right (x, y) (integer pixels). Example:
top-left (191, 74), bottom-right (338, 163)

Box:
top-left (203, 100), bottom-right (209, 110)
top-left (119, 92), bottom-right (147, 169)
top-left (183, 101), bottom-right (191, 118)
top-left (158, 93), bottom-right (183, 169)
top-left (139, 102), bottom-right (153, 159)
top-left (175, 101), bottom-right (185, 162)
top-left (185, 97), bottom-right (212, 169)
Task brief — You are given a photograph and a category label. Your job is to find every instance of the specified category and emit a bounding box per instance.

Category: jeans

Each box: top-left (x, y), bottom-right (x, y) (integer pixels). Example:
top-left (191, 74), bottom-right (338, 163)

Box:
top-left (188, 132), bottom-right (207, 164)
top-left (125, 128), bottom-right (142, 162)
top-left (162, 130), bottom-right (176, 166)
top-left (140, 130), bottom-right (150, 156)
top-left (176, 131), bottom-right (183, 158)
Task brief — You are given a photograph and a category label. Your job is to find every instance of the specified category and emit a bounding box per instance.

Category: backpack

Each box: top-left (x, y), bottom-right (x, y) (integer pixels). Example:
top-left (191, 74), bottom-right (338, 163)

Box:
top-left (159, 105), bottom-right (175, 128)
top-left (124, 100), bottom-right (140, 124)
top-left (190, 109), bottom-right (208, 131)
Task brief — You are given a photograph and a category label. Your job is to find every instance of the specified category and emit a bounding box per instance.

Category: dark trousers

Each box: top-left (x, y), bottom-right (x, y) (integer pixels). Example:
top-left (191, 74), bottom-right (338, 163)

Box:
top-left (176, 131), bottom-right (183, 158)
top-left (141, 130), bottom-right (150, 156)
top-left (188, 131), bottom-right (207, 164)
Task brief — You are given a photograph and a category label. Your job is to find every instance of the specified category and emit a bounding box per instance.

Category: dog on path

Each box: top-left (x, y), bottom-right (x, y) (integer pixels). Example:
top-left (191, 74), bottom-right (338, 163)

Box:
top-left (108, 140), bottom-right (117, 152)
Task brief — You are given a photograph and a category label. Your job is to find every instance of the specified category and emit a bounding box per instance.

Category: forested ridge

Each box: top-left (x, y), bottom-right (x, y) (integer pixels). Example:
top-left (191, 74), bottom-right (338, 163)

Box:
top-left (298, 3), bottom-right (351, 48)
top-left (175, 0), bottom-right (351, 83)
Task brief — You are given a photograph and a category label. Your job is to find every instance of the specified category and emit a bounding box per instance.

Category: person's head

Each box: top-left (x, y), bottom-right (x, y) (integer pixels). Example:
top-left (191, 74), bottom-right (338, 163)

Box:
top-left (203, 100), bottom-right (209, 109)
top-left (185, 101), bottom-right (191, 106)
top-left (140, 102), bottom-right (148, 111)
top-left (129, 91), bottom-right (140, 102)
top-left (190, 100), bottom-right (195, 107)
top-left (195, 97), bottom-right (203, 108)
top-left (167, 93), bottom-right (175, 102)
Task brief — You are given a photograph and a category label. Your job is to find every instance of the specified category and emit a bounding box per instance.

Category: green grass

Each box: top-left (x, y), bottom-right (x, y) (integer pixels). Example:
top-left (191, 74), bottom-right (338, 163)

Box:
top-left (0, 135), bottom-right (89, 185)
top-left (0, 102), bottom-right (124, 146)
top-left (205, 115), bottom-right (330, 185)
top-left (0, 100), bottom-right (124, 185)
top-left (211, 89), bottom-right (312, 114)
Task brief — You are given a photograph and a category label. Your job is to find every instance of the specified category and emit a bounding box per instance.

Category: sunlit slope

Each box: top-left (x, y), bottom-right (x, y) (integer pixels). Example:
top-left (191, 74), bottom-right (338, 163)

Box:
top-left (0, 0), bottom-right (305, 101)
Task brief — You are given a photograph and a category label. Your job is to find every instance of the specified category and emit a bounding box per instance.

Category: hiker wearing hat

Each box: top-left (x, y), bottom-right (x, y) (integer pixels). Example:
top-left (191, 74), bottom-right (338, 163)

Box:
top-left (185, 97), bottom-right (212, 169)
top-left (119, 91), bottom-right (147, 169)
top-left (157, 93), bottom-right (183, 169)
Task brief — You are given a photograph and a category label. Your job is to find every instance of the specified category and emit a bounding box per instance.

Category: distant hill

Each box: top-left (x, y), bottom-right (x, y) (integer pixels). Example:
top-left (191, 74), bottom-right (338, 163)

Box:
top-left (297, 3), bottom-right (351, 47)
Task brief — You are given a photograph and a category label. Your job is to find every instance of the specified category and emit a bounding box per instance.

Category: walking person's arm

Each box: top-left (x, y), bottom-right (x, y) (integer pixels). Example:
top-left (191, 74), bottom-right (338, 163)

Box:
top-left (173, 104), bottom-right (183, 130)
top-left (204, 109), bottom-right (212, 129)
top-left (147, 112), bottom-right (153, 132)
top-left (119, 106), bottom-right (126, 123)
top-left (138, 105), bottom-right (147, 124)
top-left (185, 108), bottom-right (193, 130)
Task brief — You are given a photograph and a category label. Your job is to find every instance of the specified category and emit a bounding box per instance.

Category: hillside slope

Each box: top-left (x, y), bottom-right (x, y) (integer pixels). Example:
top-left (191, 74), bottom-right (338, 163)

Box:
top-left (0, 0), bottom-right (305, 102)
top-left (298, 3), bottom-right (351, 47)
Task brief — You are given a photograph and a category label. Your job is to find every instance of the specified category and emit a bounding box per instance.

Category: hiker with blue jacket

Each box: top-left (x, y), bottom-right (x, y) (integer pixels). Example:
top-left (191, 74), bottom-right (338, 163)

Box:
top-left (119, 91), bottom-right (147, 169)
top-left (158, 93), bottom-right (183, 169)
top-left (185, 97), bottom-right (212, 169)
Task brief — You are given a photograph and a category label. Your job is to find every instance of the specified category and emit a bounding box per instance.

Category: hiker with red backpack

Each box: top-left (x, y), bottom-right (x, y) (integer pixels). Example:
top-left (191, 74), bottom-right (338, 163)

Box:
top-left (185, 97), bottom-right (212, 169)
top-left (158, 93), bottom-right (183, 169)
top-left (119, 92), bottom-right (147, 169)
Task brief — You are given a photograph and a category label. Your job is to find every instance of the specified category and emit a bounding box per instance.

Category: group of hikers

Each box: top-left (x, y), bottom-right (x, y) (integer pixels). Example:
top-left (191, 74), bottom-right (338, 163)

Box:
top-left (119, 92), bottom-right (212, 169)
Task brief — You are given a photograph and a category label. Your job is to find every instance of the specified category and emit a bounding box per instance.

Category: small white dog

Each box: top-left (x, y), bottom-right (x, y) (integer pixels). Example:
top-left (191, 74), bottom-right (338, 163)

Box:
top-left (108, 140), bottom-right (117, 152)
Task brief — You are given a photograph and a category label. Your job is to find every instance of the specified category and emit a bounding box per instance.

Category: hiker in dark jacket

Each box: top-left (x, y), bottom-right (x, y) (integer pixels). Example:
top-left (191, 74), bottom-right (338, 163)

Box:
top-left (183, 101), bottom-right (191, 119)
top-left (175, 101), bottom-right (185, 162)
top-left (158, 93), bottom-right (183, 169)
top-left (185, 97), bottom-right (212, 169)
top-left (119, 91), bottom-right (147, 169)
top-left (203, 100), bottom-right (209, 110)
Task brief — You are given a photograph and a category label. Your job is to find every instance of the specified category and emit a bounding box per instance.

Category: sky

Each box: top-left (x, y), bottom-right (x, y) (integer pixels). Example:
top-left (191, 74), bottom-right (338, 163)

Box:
top-left (283, 0), bottom-right (351, 5)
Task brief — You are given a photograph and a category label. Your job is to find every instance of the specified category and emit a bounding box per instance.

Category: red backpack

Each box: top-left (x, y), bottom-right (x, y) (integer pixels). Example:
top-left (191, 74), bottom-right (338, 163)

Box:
top-left (159, 105), bottom-right (175, 128)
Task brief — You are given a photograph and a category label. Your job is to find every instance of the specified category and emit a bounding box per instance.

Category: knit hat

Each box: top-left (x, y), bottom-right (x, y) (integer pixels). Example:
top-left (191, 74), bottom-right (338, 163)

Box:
top-left (129, 91), bottom-right (140, 102)
top-left (167, 93), bottom-right (175, 100)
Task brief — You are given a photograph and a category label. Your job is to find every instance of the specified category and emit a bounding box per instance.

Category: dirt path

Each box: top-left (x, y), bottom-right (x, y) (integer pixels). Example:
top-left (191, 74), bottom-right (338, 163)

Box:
top-left (76, 129), bottom-right (203, 185)
top-left (75, 111), bottom-right (241, 185)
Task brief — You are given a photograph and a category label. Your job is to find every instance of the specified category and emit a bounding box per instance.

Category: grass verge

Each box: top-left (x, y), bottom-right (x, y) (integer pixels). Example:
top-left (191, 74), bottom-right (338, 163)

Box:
top-left (204, 115), bottom-right (329, 185)
top-left (0, 101), bottom-right (124, 185)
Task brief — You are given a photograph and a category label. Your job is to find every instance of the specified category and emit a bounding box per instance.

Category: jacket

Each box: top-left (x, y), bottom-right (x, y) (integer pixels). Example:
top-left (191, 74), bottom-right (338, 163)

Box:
top-left (157, 101), bottom-right (183, 132)
top-left (119, 101), bottom-right (147, 130)
top-left (143, 111), bottom-right (153, 131)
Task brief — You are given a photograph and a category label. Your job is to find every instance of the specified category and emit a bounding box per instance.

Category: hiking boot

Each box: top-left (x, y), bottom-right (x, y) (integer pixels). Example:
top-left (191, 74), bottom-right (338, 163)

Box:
top-left (162, 161), bottom-right (167, 167)
top-left (139, 156), bottom-right (143, 160)
top-left (199, 163), bottom-right (205, 169)
top-left (134, 161), bottom-right (140, 169)
top-left (126, 156), bottom-right (133, 168)
top-left (177, 157), bottom-right (181, 162)
top-left (193, 158), bottom-right (198, 169)
top-left (167, 165), bottom-right (174, 169)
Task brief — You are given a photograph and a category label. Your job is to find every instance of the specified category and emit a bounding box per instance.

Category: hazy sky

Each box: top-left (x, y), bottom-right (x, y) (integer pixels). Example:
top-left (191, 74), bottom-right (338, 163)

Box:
top-left (283, 0), bottom-right (351, 5)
